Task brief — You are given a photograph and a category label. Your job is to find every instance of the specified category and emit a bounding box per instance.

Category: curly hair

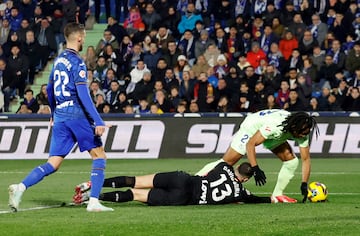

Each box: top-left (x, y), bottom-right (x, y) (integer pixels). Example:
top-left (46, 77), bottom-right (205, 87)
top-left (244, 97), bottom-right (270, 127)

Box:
top-left (281, 112), bottom-right (319, 138)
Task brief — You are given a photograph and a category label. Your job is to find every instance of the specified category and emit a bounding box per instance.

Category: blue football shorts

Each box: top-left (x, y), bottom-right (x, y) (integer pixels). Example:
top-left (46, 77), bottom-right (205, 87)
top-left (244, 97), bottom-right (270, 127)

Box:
top-left (49, 118), bottom-right (103, 157)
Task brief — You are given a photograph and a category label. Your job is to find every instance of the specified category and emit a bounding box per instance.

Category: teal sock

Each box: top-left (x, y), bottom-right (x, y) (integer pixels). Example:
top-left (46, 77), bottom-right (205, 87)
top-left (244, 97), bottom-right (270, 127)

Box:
top-left (272, 158), bottom-right (299, 196)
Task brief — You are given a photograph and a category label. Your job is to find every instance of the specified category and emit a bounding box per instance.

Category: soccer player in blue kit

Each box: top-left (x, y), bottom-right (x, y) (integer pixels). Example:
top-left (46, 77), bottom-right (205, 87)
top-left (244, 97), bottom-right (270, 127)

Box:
top-left (8, 22), bottom-right (113, 212)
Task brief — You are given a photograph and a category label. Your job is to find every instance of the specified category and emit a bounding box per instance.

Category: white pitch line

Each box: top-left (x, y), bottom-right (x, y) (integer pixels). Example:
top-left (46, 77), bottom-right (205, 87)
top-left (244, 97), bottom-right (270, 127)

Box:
top-left (0, 192), bottom-right (358, 214)
top-left (1, 205), bottom-right (61, 214)
top-left (0, 202), bottom-right (76, 214)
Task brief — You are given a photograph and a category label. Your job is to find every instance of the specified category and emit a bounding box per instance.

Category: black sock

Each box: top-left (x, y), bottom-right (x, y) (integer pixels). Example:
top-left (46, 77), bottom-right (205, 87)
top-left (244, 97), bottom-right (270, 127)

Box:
top-left (100, 190), bottom-right (134, 202)
top-left (103, 176), bottom-right (135, 188)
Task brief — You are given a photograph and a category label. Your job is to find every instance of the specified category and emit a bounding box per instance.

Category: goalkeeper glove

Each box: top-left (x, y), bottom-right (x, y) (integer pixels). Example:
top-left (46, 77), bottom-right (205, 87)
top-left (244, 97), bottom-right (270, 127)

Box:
top-left (251, 165), bottom-right (266, 186)
top-left (301, 182), bottom-right (308, 203)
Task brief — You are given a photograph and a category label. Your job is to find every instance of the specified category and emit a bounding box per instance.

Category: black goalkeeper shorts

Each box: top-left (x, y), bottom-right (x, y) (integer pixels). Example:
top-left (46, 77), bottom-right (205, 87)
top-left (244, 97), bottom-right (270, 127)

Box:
top-left (147, 171), bottom-right (193, 206)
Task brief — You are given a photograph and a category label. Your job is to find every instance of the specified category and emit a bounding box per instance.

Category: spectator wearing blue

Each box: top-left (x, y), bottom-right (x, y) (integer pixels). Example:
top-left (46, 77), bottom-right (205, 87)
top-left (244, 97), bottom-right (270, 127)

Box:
top-left (177, 3), bottom-right (202, 35)
top-left (176, 0), bottom-right (190, 15)
top-left (8, 6), bottom-right (23, 32)
top-left (178, 29), bottom-right (196, 65)
top-left (259, 24), bottom-right (279, 55)
top-left (143, 42), bottom-right (162, 72)
top-left (251, 0), bottom-right (267, 16)
top-left (4, 0), bottom-right (13, 20)
top-left (16, 89), bottom-right (39, 114)
top-left (308, 14), bottom-right (328, 47)
top-left (327, 39), bottom-right (346, 71)
top-left (352, 13), bottom-right (360, 40)
top-left (94, 0), bottom-right (110, 23)
top-left (18, 0), bottom-right (37, 23)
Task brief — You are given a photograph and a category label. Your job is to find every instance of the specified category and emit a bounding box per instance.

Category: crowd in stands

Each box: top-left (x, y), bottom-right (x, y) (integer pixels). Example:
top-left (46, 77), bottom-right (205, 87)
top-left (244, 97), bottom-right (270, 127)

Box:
top-left (1, 0), bottom-right (360, 114)
top-left (0, 0), bottom-right (86, 113)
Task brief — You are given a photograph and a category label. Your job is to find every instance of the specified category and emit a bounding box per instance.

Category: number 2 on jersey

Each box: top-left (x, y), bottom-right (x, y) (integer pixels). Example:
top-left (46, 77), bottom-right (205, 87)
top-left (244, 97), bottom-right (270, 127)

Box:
top-left (53, 69), bottom-right (70, 97)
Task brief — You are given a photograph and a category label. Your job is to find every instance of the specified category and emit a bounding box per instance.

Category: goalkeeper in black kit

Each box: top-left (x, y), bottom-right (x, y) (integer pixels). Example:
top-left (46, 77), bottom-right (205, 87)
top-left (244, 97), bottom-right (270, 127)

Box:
top-left (73, 162), bottom-right (295, 206)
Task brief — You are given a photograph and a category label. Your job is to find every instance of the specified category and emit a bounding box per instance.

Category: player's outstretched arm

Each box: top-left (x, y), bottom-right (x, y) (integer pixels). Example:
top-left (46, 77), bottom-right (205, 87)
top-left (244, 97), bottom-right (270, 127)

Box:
top-left (240, 189), bottom-right (272, 204)
top-left (299, 146), bottom-right (311, 202)
top-left (76, 83), bottom-right (105, 135)
top-left (246, 131), bottom-right (267, 186)
top-left (46, 80), bottom-right (56, 117)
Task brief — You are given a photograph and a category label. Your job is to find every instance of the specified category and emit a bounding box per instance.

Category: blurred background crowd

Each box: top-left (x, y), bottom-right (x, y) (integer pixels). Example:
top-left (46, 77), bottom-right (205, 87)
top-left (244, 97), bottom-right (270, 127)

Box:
top-left (1, 0), bottom-right (360, 114)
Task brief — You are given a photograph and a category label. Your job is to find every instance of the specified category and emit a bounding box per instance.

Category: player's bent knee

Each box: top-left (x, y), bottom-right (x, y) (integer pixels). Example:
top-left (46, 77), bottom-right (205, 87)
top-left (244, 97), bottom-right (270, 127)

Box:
top-left (89, 146), bottom-right (107, 159)
top-left (47, 156), bottom-right (64, 170)
top-left (272, 143), bottom-right (295, 161)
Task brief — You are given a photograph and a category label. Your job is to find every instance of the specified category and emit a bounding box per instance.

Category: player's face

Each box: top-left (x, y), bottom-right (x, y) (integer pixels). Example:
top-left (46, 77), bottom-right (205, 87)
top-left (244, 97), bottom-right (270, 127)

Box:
top-left (78, 31), bottom-right (86, 52)
top-left (292, 127), bottom-right (310, 138)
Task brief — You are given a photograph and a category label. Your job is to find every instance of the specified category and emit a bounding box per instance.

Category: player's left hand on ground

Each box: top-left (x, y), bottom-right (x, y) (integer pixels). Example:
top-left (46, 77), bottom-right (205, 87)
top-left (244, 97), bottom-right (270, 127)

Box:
top-left (300, 182), bottom-right (308, 203)
top-left (251, 165), bottom-right (267, 186)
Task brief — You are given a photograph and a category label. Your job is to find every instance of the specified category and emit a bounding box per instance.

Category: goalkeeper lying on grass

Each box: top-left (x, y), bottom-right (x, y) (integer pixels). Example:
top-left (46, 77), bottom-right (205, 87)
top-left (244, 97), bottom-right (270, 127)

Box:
top-left (73, 162), bottom-right (296, 206)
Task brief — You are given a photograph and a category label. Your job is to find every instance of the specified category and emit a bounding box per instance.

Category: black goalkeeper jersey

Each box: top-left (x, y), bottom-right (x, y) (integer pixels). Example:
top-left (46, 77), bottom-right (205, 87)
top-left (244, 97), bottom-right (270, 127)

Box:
top-left (190, 162), bottom-right (268, 205)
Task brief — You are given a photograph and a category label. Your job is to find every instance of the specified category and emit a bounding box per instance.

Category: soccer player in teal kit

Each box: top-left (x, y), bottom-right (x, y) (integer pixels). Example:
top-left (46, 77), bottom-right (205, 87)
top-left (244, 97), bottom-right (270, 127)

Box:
top-left (196, 109), bottom-right (319, 202)
top-left (8, 22), bottom-right (113, 212)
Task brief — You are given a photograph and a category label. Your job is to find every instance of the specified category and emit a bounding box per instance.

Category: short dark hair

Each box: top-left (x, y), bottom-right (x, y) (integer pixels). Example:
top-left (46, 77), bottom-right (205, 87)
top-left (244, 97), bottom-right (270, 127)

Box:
top-left (64, 22), bottom-right (85, 39)
top-left (237, 162), bottom-right (253, 178)
top-left (24, 89), bottom-right (33, 95)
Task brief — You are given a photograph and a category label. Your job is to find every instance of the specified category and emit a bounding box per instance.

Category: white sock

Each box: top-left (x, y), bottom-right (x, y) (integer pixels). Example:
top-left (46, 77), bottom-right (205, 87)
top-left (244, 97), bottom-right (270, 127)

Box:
top-left (195, 159), bottom-right (224, 176)
top-left (272, 157), bottom-right (299, 196)
top-left (88, 197), bottom-right (99, 205)
top-left (18, 183), bottom-right (26, 192)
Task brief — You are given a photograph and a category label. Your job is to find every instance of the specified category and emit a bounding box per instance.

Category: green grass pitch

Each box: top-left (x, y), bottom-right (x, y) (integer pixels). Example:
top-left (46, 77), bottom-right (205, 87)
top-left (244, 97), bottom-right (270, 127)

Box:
top-left (1, 158), bottom-right (359, 236)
